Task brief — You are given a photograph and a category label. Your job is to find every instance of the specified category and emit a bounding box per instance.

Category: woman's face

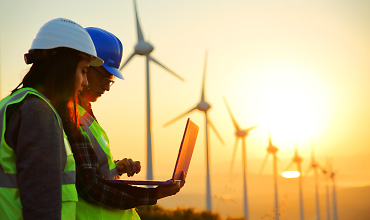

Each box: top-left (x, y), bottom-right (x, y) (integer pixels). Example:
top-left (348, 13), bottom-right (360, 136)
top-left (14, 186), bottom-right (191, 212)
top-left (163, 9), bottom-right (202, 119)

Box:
top-left (75, 58), bottom-right (90, 94)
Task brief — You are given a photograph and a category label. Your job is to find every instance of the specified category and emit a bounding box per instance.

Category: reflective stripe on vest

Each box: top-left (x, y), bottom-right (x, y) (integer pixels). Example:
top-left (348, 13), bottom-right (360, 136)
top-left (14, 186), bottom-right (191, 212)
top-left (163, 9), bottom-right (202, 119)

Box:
top-left (76, 105), bottom-right (140, 220)
top-left (77, 105), bottom-right (118, 179)
top-left (76, 196), bottom-right (141, 220)
top-left (0, 88), bottom-right (77, 220)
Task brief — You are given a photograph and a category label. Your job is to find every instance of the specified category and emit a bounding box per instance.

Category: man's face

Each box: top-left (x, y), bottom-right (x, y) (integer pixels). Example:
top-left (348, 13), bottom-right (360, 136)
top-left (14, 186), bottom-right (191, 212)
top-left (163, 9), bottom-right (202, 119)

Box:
top-left (81, 66), bottom-right (115, 102)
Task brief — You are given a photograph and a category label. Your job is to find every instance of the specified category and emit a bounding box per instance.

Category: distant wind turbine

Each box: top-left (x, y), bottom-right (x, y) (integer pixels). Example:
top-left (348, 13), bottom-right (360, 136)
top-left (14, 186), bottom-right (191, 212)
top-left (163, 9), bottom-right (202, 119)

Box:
top-left (305, 143), bottom-right (321, 220)
top-left (259, 134), bottom-right (280, 220)
top-left (329, 163), bottom-right (338, 220)
top-left (120, 0), bottom-right (184, 180)
top-left (164, 50), bottom-right (224, 211)
top-left (224, 97), bottom-right (256, 220)
top-left (322, 166), bottom-right (331, 220)
top-left (285, 144), bottom-right (305, 220)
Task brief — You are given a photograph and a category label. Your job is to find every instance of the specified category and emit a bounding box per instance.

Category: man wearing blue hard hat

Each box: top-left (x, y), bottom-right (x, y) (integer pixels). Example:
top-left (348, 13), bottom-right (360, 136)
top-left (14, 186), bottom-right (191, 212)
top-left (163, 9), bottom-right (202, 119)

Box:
top-left (71, 27), bottom-right (184, 220)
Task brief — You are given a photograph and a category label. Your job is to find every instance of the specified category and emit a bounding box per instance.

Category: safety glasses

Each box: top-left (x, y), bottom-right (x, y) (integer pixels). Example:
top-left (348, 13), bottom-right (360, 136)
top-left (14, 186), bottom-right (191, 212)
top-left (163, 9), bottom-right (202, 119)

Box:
top-left (91, 67), bottom-right (115, 87)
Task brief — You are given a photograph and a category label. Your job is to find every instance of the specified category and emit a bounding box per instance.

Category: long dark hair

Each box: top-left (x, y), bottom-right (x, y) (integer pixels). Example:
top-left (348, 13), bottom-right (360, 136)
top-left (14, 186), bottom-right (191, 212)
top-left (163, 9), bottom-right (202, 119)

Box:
top-left (13, 47), bottom-right (83, 135)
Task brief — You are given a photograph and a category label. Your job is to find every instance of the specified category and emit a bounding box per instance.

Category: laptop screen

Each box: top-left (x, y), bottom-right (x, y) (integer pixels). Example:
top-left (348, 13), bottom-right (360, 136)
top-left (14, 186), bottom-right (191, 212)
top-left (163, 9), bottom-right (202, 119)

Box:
top-left (121, 118), bottom-right (199, 185)
top-left (172, 118), bottom-right (199, 181)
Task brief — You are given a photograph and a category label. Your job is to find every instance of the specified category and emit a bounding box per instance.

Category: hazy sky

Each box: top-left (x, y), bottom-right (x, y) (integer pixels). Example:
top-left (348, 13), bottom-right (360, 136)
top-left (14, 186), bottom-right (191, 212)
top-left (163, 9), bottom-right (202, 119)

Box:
top-left (1, 0), bottom-right (370, 217)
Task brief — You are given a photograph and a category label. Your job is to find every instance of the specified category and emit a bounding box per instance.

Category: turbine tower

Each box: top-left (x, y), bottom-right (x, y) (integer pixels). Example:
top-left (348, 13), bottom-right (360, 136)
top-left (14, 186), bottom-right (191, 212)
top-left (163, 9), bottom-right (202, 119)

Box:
top-left (305, 143), bottom-right (321, 220)
top-left (120, 0), bottom-right (184, 180)
top-left (164, 50), bottom-right (224, 211)
top-left (224, 97), bottom-right (256, 220)
top-left (329, 164), bottom-right (338, 220)
top-left (259, 134), bottom-right (280, 220)
top-left (322, 166), bottom-right (331, 220)
top-left (286, 144), bottom-right (305, 220)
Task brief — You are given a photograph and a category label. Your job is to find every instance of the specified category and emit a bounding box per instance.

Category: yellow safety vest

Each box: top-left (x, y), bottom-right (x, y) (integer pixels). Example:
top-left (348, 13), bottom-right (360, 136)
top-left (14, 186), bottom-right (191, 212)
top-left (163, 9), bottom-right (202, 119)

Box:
top-left (76, 105), bottom-right (140, 220)
top-left (0, 88), bottom-right (78, 220)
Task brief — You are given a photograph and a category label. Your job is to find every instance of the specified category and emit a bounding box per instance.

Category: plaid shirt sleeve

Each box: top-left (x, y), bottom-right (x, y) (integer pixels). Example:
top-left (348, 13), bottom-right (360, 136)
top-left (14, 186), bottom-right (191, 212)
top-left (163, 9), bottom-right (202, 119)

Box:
top-left (69, 129), bottom-right (158, 210)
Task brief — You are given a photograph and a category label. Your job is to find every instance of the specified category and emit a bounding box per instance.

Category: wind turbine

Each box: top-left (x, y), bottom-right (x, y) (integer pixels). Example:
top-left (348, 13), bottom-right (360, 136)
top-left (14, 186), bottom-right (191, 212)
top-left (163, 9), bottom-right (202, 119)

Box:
top-left (329, 163), bottom-right (338, 220)
top-left (164, 50), bottom-right (224, 211)
top-left (305, 143), bottom-right (321, 220)
top-left (285, 144), bottom-right (305, 220)
top-left (224, 97), bottom-right (256, 220)
top-left (322, 166), bottom-right (331, 220)
top-left (119, 0), bottom-right (184, 180)
top-left (259, 134), bottom-right (280, 220)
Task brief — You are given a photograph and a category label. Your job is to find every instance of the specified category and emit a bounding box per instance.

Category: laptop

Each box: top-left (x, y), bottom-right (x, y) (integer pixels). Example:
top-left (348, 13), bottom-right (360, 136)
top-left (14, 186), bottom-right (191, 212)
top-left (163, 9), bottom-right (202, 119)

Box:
top-left (122, 118), bottom-right (199, 185)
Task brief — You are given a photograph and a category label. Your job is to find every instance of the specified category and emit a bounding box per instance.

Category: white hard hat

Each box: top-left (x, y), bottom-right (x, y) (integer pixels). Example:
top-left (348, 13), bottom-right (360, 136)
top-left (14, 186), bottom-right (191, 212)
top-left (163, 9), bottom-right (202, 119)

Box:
top-left (29, 18), bottom-right (104, 66)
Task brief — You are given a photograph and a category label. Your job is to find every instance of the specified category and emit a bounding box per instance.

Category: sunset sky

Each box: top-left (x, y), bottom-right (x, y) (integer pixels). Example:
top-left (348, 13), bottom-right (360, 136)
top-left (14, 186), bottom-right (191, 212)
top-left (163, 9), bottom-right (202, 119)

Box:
top-left (1, 0), bottom-right (370, 218)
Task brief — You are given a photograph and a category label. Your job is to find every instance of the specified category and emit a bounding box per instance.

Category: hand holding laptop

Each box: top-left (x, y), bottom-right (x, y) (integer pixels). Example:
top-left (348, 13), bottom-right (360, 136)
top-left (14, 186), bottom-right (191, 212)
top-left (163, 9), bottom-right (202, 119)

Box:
top-left (157, 171), bottom-right (185, 199)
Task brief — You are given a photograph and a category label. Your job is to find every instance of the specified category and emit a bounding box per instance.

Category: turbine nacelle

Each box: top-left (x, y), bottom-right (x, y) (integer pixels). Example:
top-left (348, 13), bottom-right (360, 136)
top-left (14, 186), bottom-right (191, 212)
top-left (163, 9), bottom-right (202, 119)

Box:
top-left (236, 130), bottom-right (247, 137)
top-left (134, 41), bottom-right (154, 55)
top-left (267, 145), bottom-right (278, 154)
top-left (197, 100), bottom-right (211, 112)
top-left (330, 172), bottom-right (336, 179)
top-left (322, 169), bottom-right (328, 175)
top-left (293, 156), bottom-right (303, 163)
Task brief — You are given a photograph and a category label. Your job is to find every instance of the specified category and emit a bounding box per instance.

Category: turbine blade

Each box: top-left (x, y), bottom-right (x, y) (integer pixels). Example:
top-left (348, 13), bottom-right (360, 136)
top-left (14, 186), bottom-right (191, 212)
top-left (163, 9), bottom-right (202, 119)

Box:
top-left (119, 52), bottom-right (136, 70)
top-left (303, 166), bottom-right (313, 177)
top-left (229, 138), bottom-right (239, 176)
top-left (133, 0), bottom-right (144, 41)
top-left (163, 106), bottom-right (197, 127)
top-left (223, 97), bottom-right (239, 130)
top-left (207, 117), bottom-right (224, 145)
top-left (324, 157), bottom-right (331, 170)
top-left (285, 161), bottom-right (294, 171)
top-left (268, 132), bottom-right (275, 148)
top-left (311, 146), bottom-right (316, 164)
top-left (201, 50), bottom-right (208, 101)
top-left (246, 125), bottom-right (257, 132)
top-left (294, 143), bottom-right (299, 157)
top-left (149, 56), bottom-right (184, 81)
top-left (307, 142), bottom-right (318, 171)
top-left (328, 158), bottom-right (333, 171)
top-left (316, 162), bottom-right (323, 170)
top-left (259, 153), bottom-right (270, 175)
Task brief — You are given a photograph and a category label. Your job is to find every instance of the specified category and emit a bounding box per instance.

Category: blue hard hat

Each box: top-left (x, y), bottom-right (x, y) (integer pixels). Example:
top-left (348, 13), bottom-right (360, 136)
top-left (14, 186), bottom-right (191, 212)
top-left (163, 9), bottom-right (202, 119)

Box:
top-left (86, 27), bottom-right (124, 79)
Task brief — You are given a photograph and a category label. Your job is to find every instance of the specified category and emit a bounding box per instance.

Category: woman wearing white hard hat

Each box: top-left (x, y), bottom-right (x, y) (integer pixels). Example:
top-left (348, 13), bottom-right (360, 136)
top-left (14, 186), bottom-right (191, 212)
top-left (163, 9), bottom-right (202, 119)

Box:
top-left (0, 18), bottom-right (103, 220)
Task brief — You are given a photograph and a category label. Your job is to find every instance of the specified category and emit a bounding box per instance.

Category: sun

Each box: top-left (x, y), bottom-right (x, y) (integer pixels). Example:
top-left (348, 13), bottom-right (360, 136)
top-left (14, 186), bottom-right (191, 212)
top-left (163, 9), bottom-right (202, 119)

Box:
top-left (240, 60), bottom-right (331, 149)
top-left (282, 171), bottom-right (300, 178)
